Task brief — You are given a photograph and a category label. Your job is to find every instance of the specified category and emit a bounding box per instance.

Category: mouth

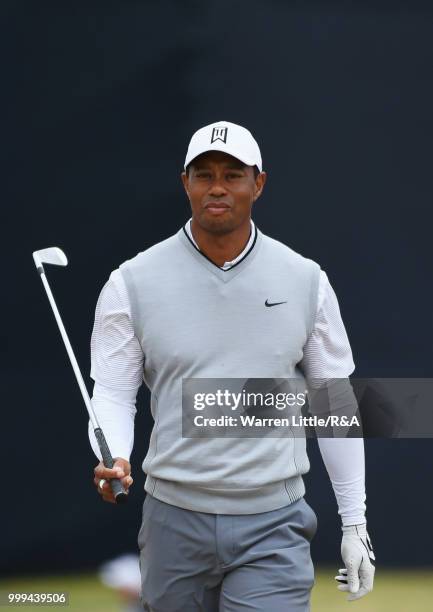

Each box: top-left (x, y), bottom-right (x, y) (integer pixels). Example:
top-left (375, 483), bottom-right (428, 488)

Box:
top-left (204, 202), bottom-right (231, 215)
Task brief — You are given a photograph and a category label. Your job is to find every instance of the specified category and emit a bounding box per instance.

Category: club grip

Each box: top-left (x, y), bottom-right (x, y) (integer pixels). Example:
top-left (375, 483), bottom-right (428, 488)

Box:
top-left (94, 428), bottom-right (128, 504)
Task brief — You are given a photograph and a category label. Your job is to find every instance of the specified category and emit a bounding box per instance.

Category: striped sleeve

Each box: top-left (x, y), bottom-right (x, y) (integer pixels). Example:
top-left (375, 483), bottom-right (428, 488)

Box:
top-left (301, 270), bottom-right (355, 379)
top-left (90, 269), bottom-right (144, 390)
top-left (88, 269), bottom-right (144, 461)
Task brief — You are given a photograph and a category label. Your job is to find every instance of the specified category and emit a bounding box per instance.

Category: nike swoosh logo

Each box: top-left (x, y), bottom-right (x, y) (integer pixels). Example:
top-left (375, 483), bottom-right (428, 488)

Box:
top-left (265, 299), bottom-right (287, 307)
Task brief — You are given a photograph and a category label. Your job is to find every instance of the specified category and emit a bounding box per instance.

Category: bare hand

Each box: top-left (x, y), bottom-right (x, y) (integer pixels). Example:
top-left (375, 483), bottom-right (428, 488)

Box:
top-left (93, 458), bottom-right (132, 503)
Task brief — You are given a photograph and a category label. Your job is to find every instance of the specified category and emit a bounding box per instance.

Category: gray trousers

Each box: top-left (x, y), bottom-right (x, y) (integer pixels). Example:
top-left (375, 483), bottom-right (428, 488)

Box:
top-left (138, 494), bottom-right (318, 612)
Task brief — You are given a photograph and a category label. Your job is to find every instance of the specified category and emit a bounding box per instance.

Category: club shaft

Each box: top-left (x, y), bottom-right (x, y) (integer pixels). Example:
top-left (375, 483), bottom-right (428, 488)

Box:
top-left (39, 270), bottom-right (100, 430)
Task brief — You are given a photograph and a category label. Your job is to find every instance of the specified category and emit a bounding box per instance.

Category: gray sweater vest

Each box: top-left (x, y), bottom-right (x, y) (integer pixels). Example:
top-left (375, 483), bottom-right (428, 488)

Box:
top-left (119, 226), bottom-right (320, 513)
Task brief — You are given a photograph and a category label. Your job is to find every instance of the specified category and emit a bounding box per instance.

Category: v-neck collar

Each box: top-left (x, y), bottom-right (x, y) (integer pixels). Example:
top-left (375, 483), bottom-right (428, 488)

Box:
top-left (177, 223), bottom-right (263, 283)
top-left (184, 218), bottom-right (256, 270)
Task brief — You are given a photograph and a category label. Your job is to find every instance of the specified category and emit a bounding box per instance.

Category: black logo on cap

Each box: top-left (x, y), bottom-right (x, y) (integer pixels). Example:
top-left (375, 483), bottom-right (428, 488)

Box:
top-left (211, 126), bottom-right (228, 143)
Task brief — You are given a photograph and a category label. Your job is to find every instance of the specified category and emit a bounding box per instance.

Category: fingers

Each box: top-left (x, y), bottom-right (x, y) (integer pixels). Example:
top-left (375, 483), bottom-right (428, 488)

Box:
top-left (98, 476), bottom-right (133, 503)
top-left (335, 565), bottom-right (374, 600)
top-left (347, 566), bottom-right (375, 600)
top-left (94, 464), bottom-right (126, 481)
top-left (97, 479), bottom-right (116, 504)
top-left (121, 475), bottom-right (133, 492)
top-left (341, 547), bottom-right (362, 594)
top-left (335, 567), bottom-right (348, 588)
top-left (347, 585), bottom-right (371, 601)
top-left (93, 459), bottom-right (133, 503)
top-left (359, 566), bottom-right (375, 592)
top-left (335, 568), bottom-right (347, 579)
top-left (340, 528), bottom-right (375, 601)
top-left (335, 568), bottom-right (349, 592)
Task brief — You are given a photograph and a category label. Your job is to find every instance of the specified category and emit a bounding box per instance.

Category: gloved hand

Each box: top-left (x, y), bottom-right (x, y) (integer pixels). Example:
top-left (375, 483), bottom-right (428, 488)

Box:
top-left (335, 523), bottom-right (375, 601)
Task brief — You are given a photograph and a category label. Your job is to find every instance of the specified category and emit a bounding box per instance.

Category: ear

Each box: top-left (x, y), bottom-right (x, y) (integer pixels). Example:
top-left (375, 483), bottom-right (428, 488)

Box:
top-left (253, 171), bottom-right (267, 201)
top-left (181, 171), bottom-right (190, 197)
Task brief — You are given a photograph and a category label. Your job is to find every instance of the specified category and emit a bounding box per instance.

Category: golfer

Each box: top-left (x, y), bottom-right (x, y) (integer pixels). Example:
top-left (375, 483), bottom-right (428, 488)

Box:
top-left (90, 121), bottom-right (375, 611)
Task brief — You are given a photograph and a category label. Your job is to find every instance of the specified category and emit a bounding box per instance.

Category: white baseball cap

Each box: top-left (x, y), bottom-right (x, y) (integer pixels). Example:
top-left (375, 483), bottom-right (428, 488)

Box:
top-left (184, 120), bottom-right (262, 172)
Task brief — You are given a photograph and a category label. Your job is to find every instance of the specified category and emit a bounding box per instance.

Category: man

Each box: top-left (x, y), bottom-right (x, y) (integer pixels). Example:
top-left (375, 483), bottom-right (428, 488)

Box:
top-left (90, 121), bottom-right (375, 611)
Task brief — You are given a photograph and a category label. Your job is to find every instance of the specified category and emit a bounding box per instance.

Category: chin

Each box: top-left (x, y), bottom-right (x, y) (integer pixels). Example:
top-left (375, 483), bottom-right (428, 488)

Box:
top-left (198, 211), bottom-right (238, 234)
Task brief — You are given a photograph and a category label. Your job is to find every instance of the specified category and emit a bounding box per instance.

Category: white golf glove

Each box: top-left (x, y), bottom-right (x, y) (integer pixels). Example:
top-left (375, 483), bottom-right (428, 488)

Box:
top-left (335, 523), bottom-right (375, 601)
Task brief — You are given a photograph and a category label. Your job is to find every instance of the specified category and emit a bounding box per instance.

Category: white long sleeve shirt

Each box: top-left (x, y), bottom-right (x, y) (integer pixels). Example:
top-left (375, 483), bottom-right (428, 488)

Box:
top-left (89, 220), bottom-right (366, 525)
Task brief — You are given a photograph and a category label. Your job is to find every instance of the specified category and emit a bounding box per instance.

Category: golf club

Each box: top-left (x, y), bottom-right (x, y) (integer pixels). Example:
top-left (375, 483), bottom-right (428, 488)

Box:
top-left (33, 247), bottom-right (128, 503)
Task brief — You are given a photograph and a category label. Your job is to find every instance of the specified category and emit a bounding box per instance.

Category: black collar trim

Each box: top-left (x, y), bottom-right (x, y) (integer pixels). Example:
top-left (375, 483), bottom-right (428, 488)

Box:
top-left (182, 223), bottom-right (258, 272)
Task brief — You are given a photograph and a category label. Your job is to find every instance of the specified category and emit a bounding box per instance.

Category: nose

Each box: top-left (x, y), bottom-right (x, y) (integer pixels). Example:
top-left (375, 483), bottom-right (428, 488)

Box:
top-left (208, 178), bottom-right (228, 197)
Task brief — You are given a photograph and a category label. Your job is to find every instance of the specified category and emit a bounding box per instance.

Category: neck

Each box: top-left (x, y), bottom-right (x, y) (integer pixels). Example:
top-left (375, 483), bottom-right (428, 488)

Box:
top-left (190, 218), bottom-right (252, 267)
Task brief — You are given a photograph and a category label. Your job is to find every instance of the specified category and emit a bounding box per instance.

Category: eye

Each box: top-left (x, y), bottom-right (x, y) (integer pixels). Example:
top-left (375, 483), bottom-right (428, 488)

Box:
top-left (195, 171), bottom-right (212, 179)
top-left (227, 172), bottom-right (243, 179)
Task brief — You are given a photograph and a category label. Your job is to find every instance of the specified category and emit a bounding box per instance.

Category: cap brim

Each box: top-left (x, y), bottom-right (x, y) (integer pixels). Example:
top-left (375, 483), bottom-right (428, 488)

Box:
top-left (184, 144), bottom-right (261, 172)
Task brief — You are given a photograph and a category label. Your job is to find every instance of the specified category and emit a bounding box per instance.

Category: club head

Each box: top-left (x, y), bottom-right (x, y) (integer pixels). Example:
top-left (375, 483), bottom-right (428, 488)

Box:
top-left (33, 247), bottom-right (68, 269)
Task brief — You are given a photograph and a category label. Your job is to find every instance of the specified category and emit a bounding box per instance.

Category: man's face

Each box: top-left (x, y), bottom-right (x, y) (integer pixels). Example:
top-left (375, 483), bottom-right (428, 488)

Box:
top-left (181, 151), bottom-right (266, 234)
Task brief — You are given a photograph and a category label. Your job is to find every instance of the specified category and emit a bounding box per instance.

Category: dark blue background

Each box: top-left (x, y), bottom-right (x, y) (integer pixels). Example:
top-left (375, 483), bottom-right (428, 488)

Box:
top-left (3, 1), bottom-right (433, 574)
